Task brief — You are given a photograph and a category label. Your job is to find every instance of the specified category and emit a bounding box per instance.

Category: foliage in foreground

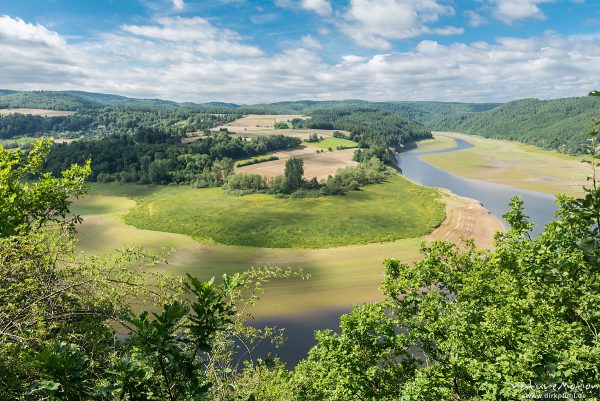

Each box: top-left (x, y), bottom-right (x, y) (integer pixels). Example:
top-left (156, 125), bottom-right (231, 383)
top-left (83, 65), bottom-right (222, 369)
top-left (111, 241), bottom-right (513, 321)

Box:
top-left (0, 139), bottom-right (304, 400)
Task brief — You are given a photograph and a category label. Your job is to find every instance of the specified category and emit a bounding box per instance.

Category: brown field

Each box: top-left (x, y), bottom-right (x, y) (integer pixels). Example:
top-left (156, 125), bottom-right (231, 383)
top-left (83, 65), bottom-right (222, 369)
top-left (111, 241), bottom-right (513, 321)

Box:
top-left (208, 114), bottom-right (350, 141)
top-left (269, 146), bottom-right (317, 158)
top-left (0, 108), bottom-right (75, 117)
top-left (223, 114), bottom-right (307, 128)
top-left (236, 148), bottom-right (357, 180)
top-left (218, 128), bottom-right (350, 141)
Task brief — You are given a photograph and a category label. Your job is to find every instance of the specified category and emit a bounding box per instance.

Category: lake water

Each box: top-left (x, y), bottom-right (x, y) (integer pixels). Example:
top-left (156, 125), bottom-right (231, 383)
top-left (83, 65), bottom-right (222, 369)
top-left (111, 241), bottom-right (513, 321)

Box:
top-left (253, 137), bottom-right (559, 366)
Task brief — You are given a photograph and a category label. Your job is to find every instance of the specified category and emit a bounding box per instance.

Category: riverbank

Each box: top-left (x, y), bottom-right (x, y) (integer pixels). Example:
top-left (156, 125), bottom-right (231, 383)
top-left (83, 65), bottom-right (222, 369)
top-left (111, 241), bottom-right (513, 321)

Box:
top-left (423, 132), bottom-right (588, 196)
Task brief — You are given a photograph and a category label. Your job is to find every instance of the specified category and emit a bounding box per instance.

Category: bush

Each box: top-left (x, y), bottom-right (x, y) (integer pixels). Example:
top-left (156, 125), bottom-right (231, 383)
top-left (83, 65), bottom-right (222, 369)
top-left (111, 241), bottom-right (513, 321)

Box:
top-left (225, 174), bottom-right (266, 192)
top-left (273, 121), bottom-right (290, 129)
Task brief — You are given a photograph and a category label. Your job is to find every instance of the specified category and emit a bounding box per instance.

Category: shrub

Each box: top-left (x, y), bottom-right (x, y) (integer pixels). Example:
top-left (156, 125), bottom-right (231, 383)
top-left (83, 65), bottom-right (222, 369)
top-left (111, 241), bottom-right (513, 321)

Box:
top-left (225, 174), bottom-right (266, 192)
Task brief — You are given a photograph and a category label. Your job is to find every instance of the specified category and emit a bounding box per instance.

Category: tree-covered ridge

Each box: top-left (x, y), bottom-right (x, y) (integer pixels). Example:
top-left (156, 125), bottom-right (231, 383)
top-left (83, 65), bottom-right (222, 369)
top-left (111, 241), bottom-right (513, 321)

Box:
top-left (428, 96), bottom-right (600, 154)
top-left (293, 107), bottom-right (432, 163)
top-left (5, 89), bottom-right (600, 155)
top-left (0, 106), bottom-right (241, 139)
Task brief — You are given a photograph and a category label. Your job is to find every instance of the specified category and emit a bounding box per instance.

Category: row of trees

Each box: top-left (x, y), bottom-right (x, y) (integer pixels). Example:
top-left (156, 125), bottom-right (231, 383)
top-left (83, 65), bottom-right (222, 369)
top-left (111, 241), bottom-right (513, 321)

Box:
top-left (225, 157), bottom-right (390, 197)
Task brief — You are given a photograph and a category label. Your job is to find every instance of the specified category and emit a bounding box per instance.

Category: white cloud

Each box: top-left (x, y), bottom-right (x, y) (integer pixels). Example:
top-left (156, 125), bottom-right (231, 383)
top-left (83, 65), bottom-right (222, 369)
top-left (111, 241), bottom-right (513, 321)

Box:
top-left (300, 0), bottom-right (332, 16)
top-left (465, 10), bottom-right (487, 27)
top-left (121, 17), bottom-right (263, 57)
top-left (2, 15), bottom-right (600, 104)
top-left (172, 0), bottom-right (185, 11)
top-left (339, 0), bottom-right (460, 49)
top-left (489, 0), bottom-right (555, 24)
top-left (274, 0), bottom-right (332, 16)
top-left (0, 15), bottom-right (65, 47)
top-left (341, 54), bottom-right (367, 63)
top-left (300, 34), bottom-right (322, 49)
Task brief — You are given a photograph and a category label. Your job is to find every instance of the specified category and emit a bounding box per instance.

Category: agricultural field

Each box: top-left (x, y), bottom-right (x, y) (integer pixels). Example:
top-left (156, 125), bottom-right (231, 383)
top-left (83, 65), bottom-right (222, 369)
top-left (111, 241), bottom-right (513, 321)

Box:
top-left (220, 114), bottom-right (307, 128)
top-left (0, 108), bottom-right (75, 117)
top-left (73, 181), bottom-right (500, 316)
top-left (235, 148), bottom-right (357, 180)
top-left (0, 136), bottom-right (78, 147)
top-left (212, 114), bottom-right (350, 141)
top-left (422, 132), bottom-right (589, 196)
top-left (302, 137), bottom-right (359, 150)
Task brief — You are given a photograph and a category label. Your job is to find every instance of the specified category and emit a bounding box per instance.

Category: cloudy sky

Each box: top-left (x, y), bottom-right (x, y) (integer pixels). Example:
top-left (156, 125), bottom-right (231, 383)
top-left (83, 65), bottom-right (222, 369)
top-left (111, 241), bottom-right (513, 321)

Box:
top-left (0, 0), bottom-right (598, 103)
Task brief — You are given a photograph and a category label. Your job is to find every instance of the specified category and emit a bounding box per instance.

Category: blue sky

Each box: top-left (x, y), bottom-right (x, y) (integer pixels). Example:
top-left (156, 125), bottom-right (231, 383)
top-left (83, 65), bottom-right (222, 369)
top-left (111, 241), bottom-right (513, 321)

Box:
top-left (0, 0), bottom-right (599, 103)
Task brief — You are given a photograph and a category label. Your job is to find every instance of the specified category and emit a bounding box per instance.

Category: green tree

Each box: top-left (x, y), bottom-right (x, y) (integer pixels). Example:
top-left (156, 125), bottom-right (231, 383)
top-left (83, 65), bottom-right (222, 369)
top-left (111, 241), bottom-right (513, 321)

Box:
top-left (284, 157), bottom-right (304, 191)
top-left (0, 138), bottom-right (90, 236)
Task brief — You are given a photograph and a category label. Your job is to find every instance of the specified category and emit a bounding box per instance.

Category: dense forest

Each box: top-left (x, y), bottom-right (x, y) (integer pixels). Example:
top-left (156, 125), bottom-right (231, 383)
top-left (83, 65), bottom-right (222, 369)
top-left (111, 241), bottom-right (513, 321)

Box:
top-left (293, 107), bottom-right (432, 162)
top-left (45, 130), bottom-right (301, 185)
top-left (427, 96), bottom-right (600, 154)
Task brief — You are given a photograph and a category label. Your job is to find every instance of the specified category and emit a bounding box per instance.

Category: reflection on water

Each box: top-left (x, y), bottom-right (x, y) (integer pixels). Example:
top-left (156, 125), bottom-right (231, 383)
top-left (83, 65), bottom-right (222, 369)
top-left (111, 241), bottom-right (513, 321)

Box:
top-left (254, 137), bottom-right (560, 366)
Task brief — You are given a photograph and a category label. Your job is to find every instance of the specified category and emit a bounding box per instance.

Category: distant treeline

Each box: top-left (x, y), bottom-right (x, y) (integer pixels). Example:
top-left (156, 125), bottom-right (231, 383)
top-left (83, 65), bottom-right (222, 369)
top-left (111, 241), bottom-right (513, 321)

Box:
top-left (45, 130), bottom-right (301, 185)
top-left (0, 107), bottom-right (240, 139)
top-left (5, 89), bottom-right (600, 155)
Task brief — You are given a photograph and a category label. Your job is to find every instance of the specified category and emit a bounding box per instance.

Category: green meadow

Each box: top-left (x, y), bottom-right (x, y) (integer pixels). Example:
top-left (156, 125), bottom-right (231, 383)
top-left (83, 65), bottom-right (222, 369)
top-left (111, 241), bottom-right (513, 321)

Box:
top-left (110, 174), bottom-right (443, 248)
top-left (422, 133), bottom-right (588, 196)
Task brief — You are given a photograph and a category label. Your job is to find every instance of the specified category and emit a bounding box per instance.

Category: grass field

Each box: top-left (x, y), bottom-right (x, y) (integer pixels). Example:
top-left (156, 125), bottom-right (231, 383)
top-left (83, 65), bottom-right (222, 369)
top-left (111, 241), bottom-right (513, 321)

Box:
top-left (0, 108), bottom-right (75, 117)
top-left (213, 114), bottom-right (350, 141)
top-left (122, 173), bottom-right (444, 248)
top-left (73, 182), bottom-right (500, 316)
top-left (302, 137), bottom-right (358, 150)
top-left (0, 137), bottom-right (39, 147)
top-left (222, 114), bottom-right (306, 128)
top-left (422, 132), bottom-right (588, 196)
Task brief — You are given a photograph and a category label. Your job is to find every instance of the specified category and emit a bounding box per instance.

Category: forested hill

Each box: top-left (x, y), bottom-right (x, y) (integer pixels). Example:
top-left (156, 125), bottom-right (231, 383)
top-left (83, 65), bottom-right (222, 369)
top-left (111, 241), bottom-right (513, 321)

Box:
top-left (427, 96), bottom-right (600, 154)
top-left (2, 89), bottom-right (600, 153)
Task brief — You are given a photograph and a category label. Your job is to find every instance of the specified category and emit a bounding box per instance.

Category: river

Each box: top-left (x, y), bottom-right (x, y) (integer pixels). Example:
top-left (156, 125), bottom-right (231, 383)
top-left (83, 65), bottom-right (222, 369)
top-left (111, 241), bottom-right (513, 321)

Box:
top-left (396, 137), bottom-right (558, 236)
top-left (253, 136), bottom-right (559, 366)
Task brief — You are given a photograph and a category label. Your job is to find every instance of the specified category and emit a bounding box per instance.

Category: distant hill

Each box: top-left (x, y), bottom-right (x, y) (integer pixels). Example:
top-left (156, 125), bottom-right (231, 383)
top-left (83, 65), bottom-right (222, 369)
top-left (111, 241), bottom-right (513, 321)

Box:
top-left (1, 90), bottom-right (598, 153)
top-left (0, 90), bottom-right (240, 112)
top-left (428, 97), bottom-right (600, 154)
